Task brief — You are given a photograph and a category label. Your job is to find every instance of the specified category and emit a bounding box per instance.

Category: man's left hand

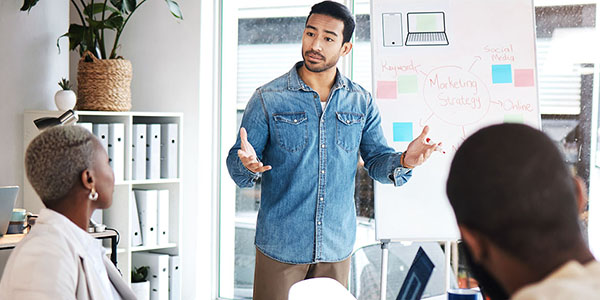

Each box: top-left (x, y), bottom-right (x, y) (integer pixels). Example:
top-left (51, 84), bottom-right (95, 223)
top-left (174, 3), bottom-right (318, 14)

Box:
top-left (403, 125), bottom-right (443, 168)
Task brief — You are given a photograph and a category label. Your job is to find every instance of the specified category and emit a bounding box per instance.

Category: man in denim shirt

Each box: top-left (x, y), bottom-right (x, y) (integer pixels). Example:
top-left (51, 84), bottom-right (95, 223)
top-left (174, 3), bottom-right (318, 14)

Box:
top-left (226, 2), bottom-right (441, 299)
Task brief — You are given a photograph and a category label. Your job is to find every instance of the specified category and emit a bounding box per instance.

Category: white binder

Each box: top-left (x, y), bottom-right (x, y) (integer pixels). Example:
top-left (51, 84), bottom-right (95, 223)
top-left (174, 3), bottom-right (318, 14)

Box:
top-left (160, 124), bottom-right (178, 178)
top-left (146, 124), bottom-right (161, 179)
top-left (77, 122), bottom-right (93, 133)
top-left (132, 253), bottom-right (169, 300)
top-left (134, 189), bottom-right (158, 247)
top-left (92, 123), bottom-right (109, 153)
top-left (157, 190), bottom-right (170, 245)
top-left (168, 255), bottom-right (181, 300)
top-left (108, 123), bottom-right (125, 182)
top-left (131, 191), bottom-right (143, 247)
top-left (132, 124), bottom-right (147, 180)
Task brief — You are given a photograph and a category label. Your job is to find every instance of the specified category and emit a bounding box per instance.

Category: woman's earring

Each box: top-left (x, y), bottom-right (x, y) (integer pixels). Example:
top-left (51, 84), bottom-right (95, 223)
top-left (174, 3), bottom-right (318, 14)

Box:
top-left (88, 188), bottom-right (98, 201)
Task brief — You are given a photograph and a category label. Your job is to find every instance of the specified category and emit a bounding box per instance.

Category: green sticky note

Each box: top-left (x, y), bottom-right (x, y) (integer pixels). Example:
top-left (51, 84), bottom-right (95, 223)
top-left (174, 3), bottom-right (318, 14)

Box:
top-left (397, 75), bottom-right (418, 94)
top-left (416, 14), bottom-right (438, 32)
top-left (504, 114), bottom-right (524, 124)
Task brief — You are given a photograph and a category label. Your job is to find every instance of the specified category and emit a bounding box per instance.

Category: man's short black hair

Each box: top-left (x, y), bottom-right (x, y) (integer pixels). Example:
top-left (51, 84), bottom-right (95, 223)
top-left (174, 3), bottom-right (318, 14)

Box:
top-left (446, 124), bottom-right (582, 266)
top-left (307, 1), bottom-right (355, 44)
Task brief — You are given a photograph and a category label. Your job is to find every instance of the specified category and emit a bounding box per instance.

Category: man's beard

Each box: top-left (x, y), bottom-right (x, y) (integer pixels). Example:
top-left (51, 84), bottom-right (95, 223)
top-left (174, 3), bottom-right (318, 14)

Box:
top-left (462, 244), bottom-right (510, 300)
top-left (303, 51), bottom-right (338, 73)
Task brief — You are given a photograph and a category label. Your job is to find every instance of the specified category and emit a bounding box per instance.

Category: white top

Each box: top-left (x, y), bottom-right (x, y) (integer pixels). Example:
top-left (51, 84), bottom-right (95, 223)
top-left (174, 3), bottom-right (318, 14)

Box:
top-left (321, 101), bottom-right (327, 111)
top-left (0, 208), bottom-right (134, 300)
top-left (288, 277), bottom-right (356, 300)
top-left (512, 260), bottom-right (600, 300)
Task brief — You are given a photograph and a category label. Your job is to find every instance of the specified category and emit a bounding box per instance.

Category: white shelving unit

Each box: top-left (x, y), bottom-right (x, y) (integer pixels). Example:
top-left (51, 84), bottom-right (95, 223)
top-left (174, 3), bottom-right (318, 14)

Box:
top-left (23, 110), bottom-right (183, 287)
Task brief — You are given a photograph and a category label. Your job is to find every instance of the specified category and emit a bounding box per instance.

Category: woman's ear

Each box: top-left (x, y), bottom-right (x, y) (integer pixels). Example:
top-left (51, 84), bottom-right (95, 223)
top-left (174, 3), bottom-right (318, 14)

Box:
top-left (81, 169), bottom-right (95, 190)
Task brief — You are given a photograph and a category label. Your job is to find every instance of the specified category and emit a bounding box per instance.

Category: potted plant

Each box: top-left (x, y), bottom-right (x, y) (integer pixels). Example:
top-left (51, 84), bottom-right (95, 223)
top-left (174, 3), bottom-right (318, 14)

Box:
top-left (131, 266), bottom-right (150, 300)
top-left (55, 78), bottom-right (77, 111)
top-left (20, 0), bottom-right (183, 111)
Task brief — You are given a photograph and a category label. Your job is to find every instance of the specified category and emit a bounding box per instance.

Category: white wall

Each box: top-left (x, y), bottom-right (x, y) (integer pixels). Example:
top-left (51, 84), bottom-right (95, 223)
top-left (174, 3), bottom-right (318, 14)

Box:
top-left (0, 1), bottom-right (69, 207)
top-left (69, 1), bottom-right (212, 298)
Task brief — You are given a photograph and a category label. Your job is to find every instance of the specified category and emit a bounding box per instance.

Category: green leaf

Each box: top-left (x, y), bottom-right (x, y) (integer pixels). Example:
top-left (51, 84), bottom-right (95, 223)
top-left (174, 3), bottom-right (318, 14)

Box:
top-left (84, 3), bottom-right (119, 16)
top-left (20, 0), bottom-right (40, 12)
top-left (110, 0), bottom-right (135, 14)
top-left (124, 0), bottom-right (136, 13)
top-left (105, 13), bottom-right (124, 29)
top-left (165, 0), bottom-right (183, 20)
top-left (56, 24), bottom-right (85, 53)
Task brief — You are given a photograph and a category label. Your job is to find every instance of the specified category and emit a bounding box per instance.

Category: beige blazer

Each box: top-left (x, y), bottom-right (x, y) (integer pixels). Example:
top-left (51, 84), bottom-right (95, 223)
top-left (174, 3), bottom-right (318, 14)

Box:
top-left (0, 209), bottom-right (136, 300)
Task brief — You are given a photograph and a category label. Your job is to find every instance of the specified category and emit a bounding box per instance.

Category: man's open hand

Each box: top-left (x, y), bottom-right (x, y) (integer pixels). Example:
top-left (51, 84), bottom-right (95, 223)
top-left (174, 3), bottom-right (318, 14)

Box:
top-left (237, 127), bottom-right (272, 173)
top-left (403, 125), bottom-right (443, 168)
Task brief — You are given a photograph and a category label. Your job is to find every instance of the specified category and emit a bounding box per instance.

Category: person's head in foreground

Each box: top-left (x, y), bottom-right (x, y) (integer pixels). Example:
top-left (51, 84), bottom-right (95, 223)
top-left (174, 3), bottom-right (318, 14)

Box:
top-left (446, 123), bottom-right (599, 300)
top-left (26, 124), bottom-right (114, 229)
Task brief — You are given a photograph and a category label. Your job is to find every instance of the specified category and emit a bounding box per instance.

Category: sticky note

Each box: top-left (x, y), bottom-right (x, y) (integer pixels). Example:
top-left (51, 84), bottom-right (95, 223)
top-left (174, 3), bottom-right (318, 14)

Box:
top-left (397, 75), bottom-right (418, 94)
top-left (492, 64), bottom-right (512, 84)
top-left (504, 114), bottom-right (524, 124)
top-left (377, 81), bottom-right (397, 99)
top-left (514, 69), bottom-right (534, 87)
top-left (416, 14), bottom-right (437, 32)
top-left (393, 122), bottom-right (413, 142)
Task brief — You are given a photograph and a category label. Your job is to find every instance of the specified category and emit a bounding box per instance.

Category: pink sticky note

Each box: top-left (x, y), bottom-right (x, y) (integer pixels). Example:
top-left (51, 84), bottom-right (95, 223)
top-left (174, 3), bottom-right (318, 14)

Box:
top-left (514, 69), bottom-right (534, 87)
top-left (377, 81), bottom-right (397, 99)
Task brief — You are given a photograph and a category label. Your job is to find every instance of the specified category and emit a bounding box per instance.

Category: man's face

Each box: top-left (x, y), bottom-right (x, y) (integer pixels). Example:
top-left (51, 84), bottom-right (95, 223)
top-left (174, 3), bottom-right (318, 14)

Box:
top-left (301, 13), bottom-right (351, 73)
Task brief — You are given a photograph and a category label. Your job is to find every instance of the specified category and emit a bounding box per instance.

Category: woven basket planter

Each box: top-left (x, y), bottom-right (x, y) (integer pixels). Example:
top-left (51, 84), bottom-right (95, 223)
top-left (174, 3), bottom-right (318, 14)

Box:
top-left (76, 51), bottom-right (132, 111)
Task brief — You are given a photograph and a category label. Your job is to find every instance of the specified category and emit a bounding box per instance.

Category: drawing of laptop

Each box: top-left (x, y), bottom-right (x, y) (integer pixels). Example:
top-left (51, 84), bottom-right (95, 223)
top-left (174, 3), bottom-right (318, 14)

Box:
top-left (0, 186), bottom-right (19, 236)
top-left (405, 12), bottom-right (449, 46)
top-left (396, 247), bottom-right (435, 300)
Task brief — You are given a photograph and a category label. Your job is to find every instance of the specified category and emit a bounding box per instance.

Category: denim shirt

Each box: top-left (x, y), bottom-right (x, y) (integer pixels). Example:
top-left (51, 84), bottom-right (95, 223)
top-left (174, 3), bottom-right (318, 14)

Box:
top-left (226, 62), bottom-right (412, 264)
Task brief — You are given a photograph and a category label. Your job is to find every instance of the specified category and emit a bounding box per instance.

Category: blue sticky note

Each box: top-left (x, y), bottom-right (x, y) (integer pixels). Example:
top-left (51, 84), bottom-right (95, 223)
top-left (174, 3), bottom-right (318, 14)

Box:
top-left (492, 64), bottom-right (512, 84)
top-left (393, 122), bottom-right (413, 142)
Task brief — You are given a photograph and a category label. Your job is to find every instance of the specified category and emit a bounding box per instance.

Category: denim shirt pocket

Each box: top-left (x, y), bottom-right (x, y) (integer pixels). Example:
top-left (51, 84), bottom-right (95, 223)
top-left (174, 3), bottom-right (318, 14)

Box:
top-left (273, 112), bottom-right (308, 152)
top-left (335, 112), bottom-right (364, 152)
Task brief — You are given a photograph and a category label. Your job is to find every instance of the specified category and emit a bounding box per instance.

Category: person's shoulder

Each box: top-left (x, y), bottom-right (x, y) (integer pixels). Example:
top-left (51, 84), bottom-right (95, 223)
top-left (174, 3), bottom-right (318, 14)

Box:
top-left (340, 75), bottom-right (371, 97)
top-left (256, 69), bottom-right (293, 93)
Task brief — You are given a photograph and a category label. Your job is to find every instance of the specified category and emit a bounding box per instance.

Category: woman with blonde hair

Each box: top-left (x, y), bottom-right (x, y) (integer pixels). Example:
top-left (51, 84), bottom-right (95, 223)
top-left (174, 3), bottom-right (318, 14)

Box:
top-left (0, 125), bottom-right (135, 299)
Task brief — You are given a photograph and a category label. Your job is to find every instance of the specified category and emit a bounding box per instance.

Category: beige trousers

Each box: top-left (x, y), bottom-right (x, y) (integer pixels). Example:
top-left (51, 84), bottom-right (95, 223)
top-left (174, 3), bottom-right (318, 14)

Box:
top-left (252, 248), bottom-right (351, 300)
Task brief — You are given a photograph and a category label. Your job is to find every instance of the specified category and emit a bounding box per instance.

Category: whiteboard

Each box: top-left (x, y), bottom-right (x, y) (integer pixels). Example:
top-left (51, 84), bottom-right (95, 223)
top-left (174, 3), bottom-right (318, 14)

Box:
top-left (371, 0), bottom-right (540, 241)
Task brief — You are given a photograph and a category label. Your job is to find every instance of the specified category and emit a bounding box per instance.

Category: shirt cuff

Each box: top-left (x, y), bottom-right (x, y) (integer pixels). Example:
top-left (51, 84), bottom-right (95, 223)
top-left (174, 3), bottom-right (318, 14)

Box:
top-left (237, 156), bottom-right (260, 182)
top-left (390, 165), bottom-right (413, 187)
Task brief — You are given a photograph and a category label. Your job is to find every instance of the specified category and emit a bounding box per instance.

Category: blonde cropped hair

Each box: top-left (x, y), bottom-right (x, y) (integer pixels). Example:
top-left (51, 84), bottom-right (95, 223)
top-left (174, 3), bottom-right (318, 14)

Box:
top-left (25, 125), bottom-right (97, 207)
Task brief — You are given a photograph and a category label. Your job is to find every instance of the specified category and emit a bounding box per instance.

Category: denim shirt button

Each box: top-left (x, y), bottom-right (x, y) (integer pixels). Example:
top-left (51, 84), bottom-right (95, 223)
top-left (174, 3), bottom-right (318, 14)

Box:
top-left (320, 197), bottom-right (324, 201)
top-left (294, 119), bottom-right (298, 123)
top-left (321, 144), bottom-right (325, 148)
top-left (321, 170), bottom-right (325, 174)
top-left (317, 221), bottom-right (322, 225)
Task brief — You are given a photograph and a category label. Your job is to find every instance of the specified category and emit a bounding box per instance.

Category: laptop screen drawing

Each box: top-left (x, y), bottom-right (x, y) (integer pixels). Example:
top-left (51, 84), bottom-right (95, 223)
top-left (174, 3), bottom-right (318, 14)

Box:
top-left (406, 12), bottom-right (449, 46)
top-left (396, 247), bottom-right (435, 300)
top-left (0, 186), bottom-right (19, 236)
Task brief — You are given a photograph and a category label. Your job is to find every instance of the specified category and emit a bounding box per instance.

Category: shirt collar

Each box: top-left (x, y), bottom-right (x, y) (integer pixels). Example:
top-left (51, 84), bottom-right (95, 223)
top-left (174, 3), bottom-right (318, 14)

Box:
top-left (287, 61), bottom-right (349, 92)
top-left (38, 208), bottom-right (102, 251)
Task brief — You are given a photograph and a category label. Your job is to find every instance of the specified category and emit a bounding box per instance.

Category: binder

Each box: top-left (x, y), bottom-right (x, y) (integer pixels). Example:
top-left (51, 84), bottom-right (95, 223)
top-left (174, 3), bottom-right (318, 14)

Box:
top-left (108, 123), bottom-right (125, 182)
top-left (77, 122), bottom-right (93, 133)
top-left (131, 191), bottom-right (143, 246)
top-left (132, 124), bottom-right (147, 180)
top-left (168, 256), bottom-right (181, 300)
top-left (157, 190), bottom-right (170, 245)
top-left (132, 252), bottom-right (169, 300)
top-left (160, 124), bottom-right (178, 178)
top-left (134, 189), bottom-right (158, 247)
top-left (146, 124), bottom-right (161, 179)
top-left (92, 123), bottom-right (109, 153)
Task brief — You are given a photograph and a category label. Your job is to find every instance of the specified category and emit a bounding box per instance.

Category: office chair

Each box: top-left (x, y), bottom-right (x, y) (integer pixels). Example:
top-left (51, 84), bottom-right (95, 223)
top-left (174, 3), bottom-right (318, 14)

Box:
top-left (349, 242), bottom-right (457, 300)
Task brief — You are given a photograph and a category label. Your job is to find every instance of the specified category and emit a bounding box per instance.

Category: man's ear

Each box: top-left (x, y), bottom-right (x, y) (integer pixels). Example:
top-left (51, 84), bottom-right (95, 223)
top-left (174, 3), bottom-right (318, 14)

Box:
top-left (459, 225), bottom-right (489, 263)
top-left (340, 41), bottom-right (353, 56)
top-left (573, 176), bottom-right (588, 215)
top-left (81, 169), bottom-right (95, 190)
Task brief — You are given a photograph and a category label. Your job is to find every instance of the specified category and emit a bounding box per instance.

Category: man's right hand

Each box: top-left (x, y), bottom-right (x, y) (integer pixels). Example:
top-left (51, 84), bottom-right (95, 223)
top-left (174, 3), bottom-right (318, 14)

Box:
top-left (237, 127), bottom-right (272, 173)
